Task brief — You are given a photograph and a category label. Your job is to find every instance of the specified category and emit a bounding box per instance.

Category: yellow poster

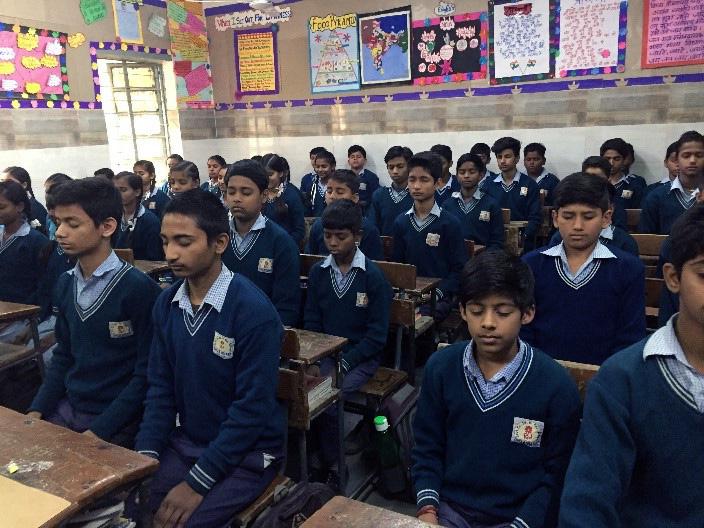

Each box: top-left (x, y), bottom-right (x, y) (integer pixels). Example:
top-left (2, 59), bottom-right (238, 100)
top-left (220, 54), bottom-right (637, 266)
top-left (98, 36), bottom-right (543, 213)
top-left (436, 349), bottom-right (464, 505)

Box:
top-left (235, 30), bottom-right (279, 95)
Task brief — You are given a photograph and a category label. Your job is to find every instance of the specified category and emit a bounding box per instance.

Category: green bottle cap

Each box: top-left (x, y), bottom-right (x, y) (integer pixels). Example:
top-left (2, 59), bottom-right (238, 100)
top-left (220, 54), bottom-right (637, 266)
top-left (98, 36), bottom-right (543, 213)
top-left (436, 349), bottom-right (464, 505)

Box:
top-left (374, 415), bottom-right (389, 432)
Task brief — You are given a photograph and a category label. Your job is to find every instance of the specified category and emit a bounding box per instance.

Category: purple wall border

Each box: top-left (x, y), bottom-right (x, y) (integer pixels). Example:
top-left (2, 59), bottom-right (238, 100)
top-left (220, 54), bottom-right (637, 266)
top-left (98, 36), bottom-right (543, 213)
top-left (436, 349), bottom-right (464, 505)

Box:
top-left (142, 0), bottom-right (167, 7)
top-left (215, 72), bottom-right (704, 111)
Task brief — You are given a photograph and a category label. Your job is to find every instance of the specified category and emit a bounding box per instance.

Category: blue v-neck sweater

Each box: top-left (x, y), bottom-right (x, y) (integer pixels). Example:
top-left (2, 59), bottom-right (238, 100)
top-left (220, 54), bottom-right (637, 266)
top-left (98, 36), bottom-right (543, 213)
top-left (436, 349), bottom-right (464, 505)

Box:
top-left (638, 183), bottom-right (694, 234)
top-left (560, 340), bottom-right (704, 527)
top-left (0, 227), bottom-right (48, 304)
top-left (412, 342), bottom-right (581, 527)
top-left (442, 192), bottom-right (505, 248)
top-left (367, 186), bottom-right (414, 236)
top-left (115, 208), bottom-right (164, 261)
top-left (484, 173), bottom-right (542, 243)
top-left (29, 262), bottom-right (161, 440)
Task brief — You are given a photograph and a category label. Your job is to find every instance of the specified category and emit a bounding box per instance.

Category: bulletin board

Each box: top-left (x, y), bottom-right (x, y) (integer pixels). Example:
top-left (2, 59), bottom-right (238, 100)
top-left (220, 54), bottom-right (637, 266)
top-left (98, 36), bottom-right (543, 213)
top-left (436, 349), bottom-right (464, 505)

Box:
top-left (642, 0), bottom-right (704, 68)
top-left (113, 0), bottom-right (144, 44)
top-left (234, 28), bottom-right (279, 95)
top-left (308, 13), bottom-right (360, 93)
top-left (358, 7), bottom-right (412, 85)
top-left (0, 22), bottom-right (69, 100)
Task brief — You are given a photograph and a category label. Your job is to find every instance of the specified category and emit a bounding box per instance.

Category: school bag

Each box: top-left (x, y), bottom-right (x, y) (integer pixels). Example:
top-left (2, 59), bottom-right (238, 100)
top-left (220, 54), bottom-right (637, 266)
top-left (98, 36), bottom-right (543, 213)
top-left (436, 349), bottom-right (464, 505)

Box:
top-left (250, 482), bottom-right (336, 528)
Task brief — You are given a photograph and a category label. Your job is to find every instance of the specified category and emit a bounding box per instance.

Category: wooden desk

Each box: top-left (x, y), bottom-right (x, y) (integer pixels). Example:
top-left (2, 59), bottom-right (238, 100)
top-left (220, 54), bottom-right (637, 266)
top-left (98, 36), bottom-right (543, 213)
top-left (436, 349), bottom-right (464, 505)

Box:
top-left (0, 301), bottom-right (43, 376)
top-left (409, 277), bottom-right (441, 297)
top-left (302, 496), bottom-right (428, 527)
top-left (0, 407), bottom-right (158, 527)
top-left (292, 328), bottom-right (348, 365)
top-left (133, 260), bottom-right (170, 276)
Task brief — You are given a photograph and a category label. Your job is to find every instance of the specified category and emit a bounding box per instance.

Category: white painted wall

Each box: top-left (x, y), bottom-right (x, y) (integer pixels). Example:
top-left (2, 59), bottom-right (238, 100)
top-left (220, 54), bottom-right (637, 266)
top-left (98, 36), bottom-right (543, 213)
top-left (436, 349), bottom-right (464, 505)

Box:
top-left (183, 121), bottom-right (704, 189)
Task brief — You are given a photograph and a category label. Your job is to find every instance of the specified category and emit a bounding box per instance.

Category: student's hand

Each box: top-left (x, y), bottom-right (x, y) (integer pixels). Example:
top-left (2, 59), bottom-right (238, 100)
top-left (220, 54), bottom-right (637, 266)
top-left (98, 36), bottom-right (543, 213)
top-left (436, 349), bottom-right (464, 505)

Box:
top-left (26, 411), bottom-right (42, 420)
top-left (155, 481), bottom-right (203, 528)
top-left (418, 512), bottom-right (439, 524)
top-left (82, 430), bottom-right (99, 440)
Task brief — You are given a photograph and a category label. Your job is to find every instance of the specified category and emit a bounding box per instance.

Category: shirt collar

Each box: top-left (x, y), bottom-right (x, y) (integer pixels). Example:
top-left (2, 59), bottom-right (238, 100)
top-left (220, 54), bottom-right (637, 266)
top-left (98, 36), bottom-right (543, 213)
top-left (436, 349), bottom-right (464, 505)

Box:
top-left (0, 221), bottom-right (30, 240)
top-left (670, 177), bottom-right (699, 197)
top-left (171, 264), bottom-right (234, 313)
top-left (612, 174), bottom-right (628, 185)
top-left (320, 247), bottom-right (366, 272)
top-left (660, 175), bottom-right (673, 184)
top-left (229, 213), bottom-right (267, 236)
top-left (439, 175), bottom-right (453, 190)
top-left (452, 188), bottom-right (483, 201)
top-left (541, 240), bottom-right (617, 260)
top-left (493, 172), bottom-right (521, 185)
top-left (535, 168), bottom-right (549, 184)
top-left (70, 250), bottom-right (121, 279)
top-left (464, 339), bottom-right (527, 383)
top-left (405, 201), bottom-right (441, 217)
top-left (600, 224), bottom-right (614, 240)
top-left (643, 315), bottom-right (695, 370)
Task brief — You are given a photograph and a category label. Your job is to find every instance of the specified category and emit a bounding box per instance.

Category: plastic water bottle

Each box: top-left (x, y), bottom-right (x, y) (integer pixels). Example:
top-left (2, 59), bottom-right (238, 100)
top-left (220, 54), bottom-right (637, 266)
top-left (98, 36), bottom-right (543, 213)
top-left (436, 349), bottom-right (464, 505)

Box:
top-left (374, 415), bottom-right (406, 495)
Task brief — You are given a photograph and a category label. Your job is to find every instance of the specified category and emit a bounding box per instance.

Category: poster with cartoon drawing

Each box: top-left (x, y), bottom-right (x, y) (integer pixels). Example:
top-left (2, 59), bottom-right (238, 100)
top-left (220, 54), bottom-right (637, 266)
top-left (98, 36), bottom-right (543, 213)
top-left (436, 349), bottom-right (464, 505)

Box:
top-left (489, 0), bottom-right (557, 84)
top-left (358, 7), bottom-right (411, 85)
top-left (411, 11), bottom-right (487, 85)
top-left (308, 13), bottom-right (360, 93)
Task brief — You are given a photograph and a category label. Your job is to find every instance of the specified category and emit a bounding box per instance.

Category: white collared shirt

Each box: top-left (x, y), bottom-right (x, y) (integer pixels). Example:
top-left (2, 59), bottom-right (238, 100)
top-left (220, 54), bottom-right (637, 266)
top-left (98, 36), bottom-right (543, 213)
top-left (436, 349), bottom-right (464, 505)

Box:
top-left (438, 175), bottom-right (454, 191)
top-left (644, 315), bottom-right (704, 412)
top-left (600, 224), bottom-right (614, 241)
top-left (0, 221), bottom-right (30, 249)
top-left (70, 250), bottom-right (123, 310)
top-left (493, 172), bottom-right (521, 185)
top-left (670, 177), bottom-right (699, 198)
top-left (452, 188), bottom-right (483, 204)
top-left (171, 264), bottom-right (234, 316)
top-left (121, 203), bottom-right (147, 231)
top-left (321, 248), bottom-right (366, 291)
top-left (541, 241), bottom-right (616, 283)
top-left (230, 213), bottom-right (267, 249)
top-left (535, 168), bottom-right (549, 184)
top-left (405, 201), bottom-right (442, 225)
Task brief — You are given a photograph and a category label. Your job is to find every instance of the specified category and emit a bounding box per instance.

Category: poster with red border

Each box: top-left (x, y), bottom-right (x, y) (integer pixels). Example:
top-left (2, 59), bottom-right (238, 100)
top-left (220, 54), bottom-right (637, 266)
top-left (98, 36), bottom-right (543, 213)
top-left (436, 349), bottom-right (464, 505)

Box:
top-left (641, 0), bottom-right (704, 68)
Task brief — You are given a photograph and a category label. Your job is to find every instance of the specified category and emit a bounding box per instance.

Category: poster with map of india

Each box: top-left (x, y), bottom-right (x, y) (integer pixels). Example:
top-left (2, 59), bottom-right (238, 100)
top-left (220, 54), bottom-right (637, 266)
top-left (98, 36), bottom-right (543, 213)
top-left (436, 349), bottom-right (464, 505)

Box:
top-left (308, 13), bottom-right (360, 93)
top-left (358, 7), bottom-right (412, 85)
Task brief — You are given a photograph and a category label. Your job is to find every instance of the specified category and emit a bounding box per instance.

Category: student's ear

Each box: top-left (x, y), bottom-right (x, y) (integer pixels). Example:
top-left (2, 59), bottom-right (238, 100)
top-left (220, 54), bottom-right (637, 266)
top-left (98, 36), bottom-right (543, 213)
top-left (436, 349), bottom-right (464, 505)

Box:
top-left (354, 232), bottom-right (362, 245)
top-left (459, 302), bottom-right (468, 322)
top-left (261, 188), bottom-right (269, 205)
top-left (520, 306), bottom-right (535, 325)
top-left (601, 208), bottom-right (612, 229)
top-left (662, 263), bottom-right (681, 294)
top-left (213, 232), bottom-right (230, 256)
top-left (551, 208), bottom-right (559, 229)
top-left (101, 217), bottom-right (118, 239)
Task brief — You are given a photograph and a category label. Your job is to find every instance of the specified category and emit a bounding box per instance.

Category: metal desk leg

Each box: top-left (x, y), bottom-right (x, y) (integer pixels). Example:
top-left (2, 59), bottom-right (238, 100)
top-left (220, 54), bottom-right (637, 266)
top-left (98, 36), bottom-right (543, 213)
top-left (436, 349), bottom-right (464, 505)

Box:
top-left (30, 315), bottom-right (44, 379)
top-left (335, 349), bottom-right (347, 495)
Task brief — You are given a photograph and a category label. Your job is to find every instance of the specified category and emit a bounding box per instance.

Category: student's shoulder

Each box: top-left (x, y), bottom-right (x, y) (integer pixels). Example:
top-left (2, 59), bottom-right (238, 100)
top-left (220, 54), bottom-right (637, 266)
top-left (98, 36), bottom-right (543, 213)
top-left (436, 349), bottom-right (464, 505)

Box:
top-left (362, 215), bottom-right (380, 233)
top-left (141, 208), bottom-right (161, 225)
top-left (608, 245), bottom-right (645, 272)
top-left (593, 337), bottom-right (649, 389)
top-left (439, 208), bottom-right (463, 229)
top-left (122, 265), bottom-right (162, 296)
top-left (519, 173), bottom-right (540, 189)
top-left (521, 245), bottom-right (553, 267)
top-left (26, 227), bottom-right (49, 245)
top-left (266, 216), bottom-right (297, 244)
top-left (363, 257), bottom-right (388, 282)
top-left (527, 346), bottom-right (581, 394)
top-left (425, 341), bottom-right (465, 376)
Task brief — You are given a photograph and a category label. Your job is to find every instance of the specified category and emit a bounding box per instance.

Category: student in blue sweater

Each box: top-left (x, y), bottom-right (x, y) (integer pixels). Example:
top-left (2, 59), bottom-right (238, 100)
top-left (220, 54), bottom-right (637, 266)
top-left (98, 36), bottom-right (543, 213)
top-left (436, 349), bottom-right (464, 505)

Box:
top-left (201, 155), bottom-right (227, 198)
top-left (412, 249), bottom-right (581, 528)
top-left (3, 166), bottom-right (48, 232)
top-left (392, 151), bottom-right (466, 321)
top-left (367, 145), bottom-right (414, 236)
top-left (442, 153), bottom-right (504, 249)
top-left (27, 178), bottom-right (160, 446)
top-left (601, 138), bottom-right (644, 210)
top-left (522, 173), bottom-right (646, 364)
top-left (221, 159), bottom-right (300, 326)
top-left (168, 161), bottom-right (201, 197)
top-left (484, 137), bottom-right (542, 252)
top-left (523, 143), bottom-right (559, 206)
top-left (305, 199), bottom-right (392, 488)
top-left (136, 189), bottom-right (285, 527)
top-left (644, 141), bottom-right (678, 198)
top-left (262, 153), bottom-right (306, 245)
top-left (639, 130), bottom-right (704, 234)
top-left (581, 155), bottom-right (628, 229)
top-left (302, 149), bottom-right (335, 217)
top-left (113, 171), bottom-right (164, 261)
top-left (300, 146), bottom-right (327, 196)
top-left (470, 142), bottom-right (499, 191)
top-left (135, 160), bottom-right (170, 219)
top-left (560, 204), bottom-right (704, 528)
top-left (348, 145), bottom-right (380, 212)
top-left (431, 144), bottom-right (460, 206)
top-left (306, 169), bottom-right (383, 260)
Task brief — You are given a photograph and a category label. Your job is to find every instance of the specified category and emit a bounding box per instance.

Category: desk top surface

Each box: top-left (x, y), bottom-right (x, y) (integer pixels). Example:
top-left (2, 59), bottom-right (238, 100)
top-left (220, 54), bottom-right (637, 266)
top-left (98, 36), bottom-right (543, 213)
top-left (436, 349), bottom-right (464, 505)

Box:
top-left (293, 329), bottom-right (348, 364)
top-left (0, 407), bottom-right (158, 526)
top-left (0, 301), bottom-right (40, 322)
top-left (411, 277), bottom-right (441, 296)
top-left (133, 260), bottom-right (170, 275)
top-left (302, 496), bottom-right (429, 527)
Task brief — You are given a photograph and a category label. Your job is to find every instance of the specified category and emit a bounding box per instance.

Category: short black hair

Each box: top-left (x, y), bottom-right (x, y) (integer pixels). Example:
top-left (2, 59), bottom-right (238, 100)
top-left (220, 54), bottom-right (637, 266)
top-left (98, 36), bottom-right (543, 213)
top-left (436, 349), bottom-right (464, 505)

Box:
top-left (134, 160), bottom-right (155, 174)
top-left (582, 156), bottom-right (612, 177)
top-left (51, 177), bottom-right (122, 231)
top-left (315, 150), bottom-right (336, 167)
top-left (262, 153), bottom-right (291, 182)
top-left (459, 249), bottom-right (535, 313)
top-left (624, 142), bottom-right (635, 160)
top-left (163, 188), bottom-right (229, 243)
top-left (670, 204), bottom-right (704, 276)
top-left (491, 137), bottom-right (521, 157)
top-left (600, 138), bottom-right (628, 158)
top-left (456, 153), bottom-right (486, 174)
top-left (348, 145), bottom-right (366, 158)
top-left (167, 153), bottom-right (184, 162)
top-left (329, 169), bottom-right (360, 194)
top-left (46, 173), bottom-right (72, 188)
top-left (94, 167), bottom-right (114, 179)
top-left (666, 141), bottom-right (679, 159)
top-left (170, 161), bottom-right (200, 183)
top-left (676, 130), bottom-right (704, 153)
top-left (321, 198), bottom-right (362, 234)
top-left (470, 142), bottom-right (491, 158)
top-left (553, 172), bottom-right (610, 212)
top-left (3, 166), bottom-right (34, 195)
top-left (408, 151), bottom-right (443, 182)
top-left (208, 155), bottom-right (226, 167)
top-left (524, 142), bottom-right (546, 158)
top-left (0, 180), bottom-right (31, 219)
top-left (114, 171), bottom-right (144, 202)
top-left (430, 144), bottom-right (453, 163)
top-left (384, 145), bottom-right (412, 164)
top-left (250, 155), bottom-right (264, 165)
top-left (225, 159), bottom-right (269, 192)
top-left (310, 146), bottom-right (327, 157)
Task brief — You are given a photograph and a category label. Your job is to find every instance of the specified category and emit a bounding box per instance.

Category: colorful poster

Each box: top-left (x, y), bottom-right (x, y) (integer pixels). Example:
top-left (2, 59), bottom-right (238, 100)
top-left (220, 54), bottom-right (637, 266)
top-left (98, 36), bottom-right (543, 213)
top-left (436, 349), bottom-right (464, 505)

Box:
top-left (215, 7), bottom-right (292, 31)
top-left (556, 0), bottom-right (627, 77)
top-left (80, 0), bottom-right (108, 25)
top-left (234, 28), bottom-right (279, 95)
top-left (411, 12), bottom-right (487, 85)
top-left (113, 0), bottom-right (143, 44)
top-left (308, 13), bottom-right (360, 93)
top-left (167, 0), bottom-right (213, 108)
top-left (489, 0), bottom-right (557, 84)
top-left (642, 0), bottom-right (704, 68)
top-left (0, 22), bottom-right (69, 100)
top-left (358, 7), bottom-right (412, 85)
top-left (148, 14), bottom-right (167, 38)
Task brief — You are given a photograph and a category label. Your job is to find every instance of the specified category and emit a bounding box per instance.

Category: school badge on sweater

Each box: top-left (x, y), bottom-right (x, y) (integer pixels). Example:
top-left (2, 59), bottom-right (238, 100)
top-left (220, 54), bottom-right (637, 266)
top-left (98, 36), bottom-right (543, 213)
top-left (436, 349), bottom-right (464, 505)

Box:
top-left (213, 331), bottom-right (235, 359)
top-left (258, 258), bottom-right (273, 273)
top-left (479, 210), bottom-right (491, 222)
top-left (511, 417), bottom-right (544, 447)
top-left (109, 320), bottom-right (134, 338)
top-left (426, 233), bottom-right (440, 247)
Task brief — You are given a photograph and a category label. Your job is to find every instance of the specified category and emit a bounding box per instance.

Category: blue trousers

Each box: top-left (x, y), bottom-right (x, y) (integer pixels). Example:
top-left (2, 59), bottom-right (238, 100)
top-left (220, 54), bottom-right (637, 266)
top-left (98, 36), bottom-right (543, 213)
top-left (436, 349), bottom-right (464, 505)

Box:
top-left (439, 500), bottom-right (513, 528)
top-left (147, 432), bottom-right (281, 528)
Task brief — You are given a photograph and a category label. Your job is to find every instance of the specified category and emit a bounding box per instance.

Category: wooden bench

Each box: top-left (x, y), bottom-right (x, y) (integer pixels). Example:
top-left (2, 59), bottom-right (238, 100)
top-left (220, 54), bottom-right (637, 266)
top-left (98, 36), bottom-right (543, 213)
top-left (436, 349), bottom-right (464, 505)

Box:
top-left (632, 233), bottom-right (667, 277)
top-left (0, 301), bottom-right (44, 377)
top-left (625, 209), bottom-right (641, 233)
top-left (0, 406), bottom-right (158, 527)
top-left (114, 248), bottom-right (134, 264)
top-left (538, 206), bottom-right (554, 246)
top-left (502, 208), bottom-right (511, 224)
top-left (557, 360), bottom-right (599, 402)
top-left (301, 495), bottom-right (430, 527)
top-left (645, 277), bottom-right (664, 330)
